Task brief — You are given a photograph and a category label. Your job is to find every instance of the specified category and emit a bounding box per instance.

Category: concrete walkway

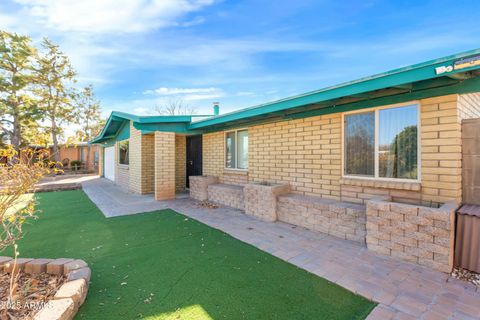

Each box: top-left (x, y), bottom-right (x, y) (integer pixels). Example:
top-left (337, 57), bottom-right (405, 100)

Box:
top-left (82, 178), bottom-right (480, 320)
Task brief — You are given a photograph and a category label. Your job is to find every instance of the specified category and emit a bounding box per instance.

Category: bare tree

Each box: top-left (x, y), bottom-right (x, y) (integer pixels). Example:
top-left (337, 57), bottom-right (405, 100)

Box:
top-left (154, 98), bottom-right (196, 115)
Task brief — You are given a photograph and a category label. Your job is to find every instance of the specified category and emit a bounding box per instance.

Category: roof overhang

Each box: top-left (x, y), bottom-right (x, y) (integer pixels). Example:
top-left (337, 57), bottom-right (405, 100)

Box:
top-left (89, 111), bottom-right (196, 144)
top-left (188, 48), bottom-right (480, 131)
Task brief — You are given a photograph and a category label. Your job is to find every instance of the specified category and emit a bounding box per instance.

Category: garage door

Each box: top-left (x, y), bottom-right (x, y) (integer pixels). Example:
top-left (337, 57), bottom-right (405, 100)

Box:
top-left (104, 146), bottom-right (115, 181)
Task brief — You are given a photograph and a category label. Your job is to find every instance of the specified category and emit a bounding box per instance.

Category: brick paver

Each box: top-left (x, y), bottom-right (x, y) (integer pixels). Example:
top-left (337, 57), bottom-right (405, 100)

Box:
top-left (83, 178), bottom-right (480, 319)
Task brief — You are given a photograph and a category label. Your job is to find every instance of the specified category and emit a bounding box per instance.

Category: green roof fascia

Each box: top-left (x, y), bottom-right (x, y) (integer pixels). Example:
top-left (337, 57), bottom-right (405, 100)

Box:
top-left (188, 48), bottom-right (480, 130)
top-left (197, 76), bottom-right (480, 133)
top-left (133, 122), bottom-right (203, 134)
top-left (89, 111), bottom-right (195, 144)
top-left (288, 76), bottom-right (480, 120)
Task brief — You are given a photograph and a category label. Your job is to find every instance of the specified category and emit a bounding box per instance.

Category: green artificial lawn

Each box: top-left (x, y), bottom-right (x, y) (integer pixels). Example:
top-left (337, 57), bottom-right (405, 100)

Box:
top-left (11, 190), bottom-right (375, 319)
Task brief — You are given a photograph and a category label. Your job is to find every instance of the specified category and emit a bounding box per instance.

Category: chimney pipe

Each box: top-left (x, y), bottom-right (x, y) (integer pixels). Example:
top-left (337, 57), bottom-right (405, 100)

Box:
top-left (213, 102), bottom-right (220, 116)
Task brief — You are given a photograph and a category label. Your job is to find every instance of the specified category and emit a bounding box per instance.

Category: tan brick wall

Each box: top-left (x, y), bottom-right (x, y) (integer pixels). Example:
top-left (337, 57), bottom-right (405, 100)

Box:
top-left (249, 114), bottom-right (342, 199)
top-left (154, 131), bottom-right (176, 200)
top-left (114, 141), bottom-right (129, 191)
top-left (419, 95), bottom-right (462, 205)
top-left (129, 123), bottom-right (142, 193)
top-left (98, 147), bottom-right (104, 177)
top-left (200, 94), bottom-right (478, 206)
top-left (143, 134), bottom-right (155, 193)
top-left (223, 170), bottom-right (249, 185)
top-left (202, 131), bottom-right (224, 180)
top-left (128, 123), bottom-right (154, 194)
top-left (175, 135), bottom-right (186, 192)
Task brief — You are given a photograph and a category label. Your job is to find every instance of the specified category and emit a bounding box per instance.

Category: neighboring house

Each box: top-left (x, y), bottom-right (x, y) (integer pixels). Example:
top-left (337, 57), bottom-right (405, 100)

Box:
top-left (91, 49), bottom-right (480, 273)
top-left (55, 143), bottom-right (100, 173)
top-left (0, 144), bottom-right (99, 173)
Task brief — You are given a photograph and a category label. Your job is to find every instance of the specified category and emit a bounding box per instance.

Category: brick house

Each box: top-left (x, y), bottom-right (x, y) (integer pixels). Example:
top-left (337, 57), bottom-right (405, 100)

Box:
top-left (91, 49), bottom-right (480, 272)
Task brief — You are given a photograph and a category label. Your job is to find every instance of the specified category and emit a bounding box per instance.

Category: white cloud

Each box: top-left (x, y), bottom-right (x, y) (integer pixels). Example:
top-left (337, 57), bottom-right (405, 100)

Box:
top-left (11, 0), bottom-right (215, 33)
top-left (236, 91), bottom-right (255, 97)
top-left (178, 16), bottom-right (206, 27)
top-left (143, 87), bottom-right (219, 95)
top-left (143, 86), bottom-right (223, 101)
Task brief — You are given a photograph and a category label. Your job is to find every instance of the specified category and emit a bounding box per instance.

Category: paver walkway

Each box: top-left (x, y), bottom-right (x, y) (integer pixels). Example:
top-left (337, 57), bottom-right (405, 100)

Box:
top-left (82, 178), bottom-right (480, 320)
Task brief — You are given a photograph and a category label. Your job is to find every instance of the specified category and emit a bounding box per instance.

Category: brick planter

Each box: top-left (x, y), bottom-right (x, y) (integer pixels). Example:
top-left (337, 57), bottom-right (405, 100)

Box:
top-left (208, 184), bottom-right (245, 210)
top-left (244, 182), bottom-right (290, 222)
top-left (277, 194), bottom-right (366, 243)
top-left (0, 257), bottom-right (91, 320)
top-left (189, 176), bottom-right (219, 201)
top-left (366, 197), bottom-right (458, 273)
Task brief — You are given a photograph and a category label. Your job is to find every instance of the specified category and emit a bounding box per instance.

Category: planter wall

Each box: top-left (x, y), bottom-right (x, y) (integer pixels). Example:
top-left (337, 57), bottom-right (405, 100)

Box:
top-left (189, 176), bottom-right (219, 201)
top-left (0, 256), bottom-right (91, 320)
top-left (366, 197), bottom-right (457, 273)
top-left (244, 183), bottom-right (290, 222)
top-left (207, 184), bottom-right (245, 210)
top-left (277, 194), bottom-right (366, 243)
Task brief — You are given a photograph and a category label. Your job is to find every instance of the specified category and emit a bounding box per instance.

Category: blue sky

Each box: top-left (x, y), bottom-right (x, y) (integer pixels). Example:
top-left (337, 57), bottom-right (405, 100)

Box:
top-left (1, 0), bottom-right (479, 118)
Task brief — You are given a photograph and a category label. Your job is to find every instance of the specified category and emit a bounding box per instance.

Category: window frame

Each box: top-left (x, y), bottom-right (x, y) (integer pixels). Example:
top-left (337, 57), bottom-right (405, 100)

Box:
top-left (118, 139), bottom-right (130, 166)
top-left (341, 101), bottom-right (421, 183)
top-left (224, 128), bottom-right (248, 171)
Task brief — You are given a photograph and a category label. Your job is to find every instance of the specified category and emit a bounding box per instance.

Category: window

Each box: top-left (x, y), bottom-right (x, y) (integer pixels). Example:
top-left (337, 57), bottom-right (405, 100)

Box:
top-left (118, 140), bottom-right (129, 165)
top-left (344, 104), bottom-right (419, 181)
top-left (225, 129), bottom-right (248, 169)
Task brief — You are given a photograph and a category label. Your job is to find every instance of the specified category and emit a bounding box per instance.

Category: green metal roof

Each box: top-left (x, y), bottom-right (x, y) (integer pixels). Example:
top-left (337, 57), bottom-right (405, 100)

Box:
top-left (90, 48), bottom-right (480, 143)
top-left (89, 111), bottom-right (197, 144)
top-left (188, 48), bottom-right (480, 130)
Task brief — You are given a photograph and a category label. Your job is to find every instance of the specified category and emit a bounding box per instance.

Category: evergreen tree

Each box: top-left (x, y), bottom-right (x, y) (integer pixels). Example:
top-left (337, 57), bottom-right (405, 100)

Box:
top-left (0, 31), bottom-right (39, 151)
top-left (34, 38), bottom-right (77, 161)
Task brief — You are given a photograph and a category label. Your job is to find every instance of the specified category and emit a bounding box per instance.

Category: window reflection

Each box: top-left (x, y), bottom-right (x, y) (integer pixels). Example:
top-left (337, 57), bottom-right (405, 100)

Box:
top-left (344, 112), bottom-right (375, 176)
top-left (379, 105), bottom-right (418, 179)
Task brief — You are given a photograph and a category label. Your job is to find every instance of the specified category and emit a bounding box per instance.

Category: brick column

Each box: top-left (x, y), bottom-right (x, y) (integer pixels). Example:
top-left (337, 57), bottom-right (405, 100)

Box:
top-left (129, 123), bottom-right (155, 194)
top-left (154, 131), bottom-right (176, 200)
top-left (175, 135), bottom-right (186, 192)
top-left (98, 147), bottom-right (104, 177)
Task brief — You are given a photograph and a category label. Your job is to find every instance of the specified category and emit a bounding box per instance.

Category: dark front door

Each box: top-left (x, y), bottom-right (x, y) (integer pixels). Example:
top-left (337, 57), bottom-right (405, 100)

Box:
top-left (186, 135), bottom-right (203, 188)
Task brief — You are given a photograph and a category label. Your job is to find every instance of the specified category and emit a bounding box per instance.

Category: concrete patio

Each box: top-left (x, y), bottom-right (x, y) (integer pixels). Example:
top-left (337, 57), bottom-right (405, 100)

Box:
top-left (81, 177), bottom-right (480, 320)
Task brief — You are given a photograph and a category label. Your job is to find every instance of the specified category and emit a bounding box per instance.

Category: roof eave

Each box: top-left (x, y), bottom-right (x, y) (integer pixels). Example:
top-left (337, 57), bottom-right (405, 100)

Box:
top-left (188, 49), bottom-right (480, 130)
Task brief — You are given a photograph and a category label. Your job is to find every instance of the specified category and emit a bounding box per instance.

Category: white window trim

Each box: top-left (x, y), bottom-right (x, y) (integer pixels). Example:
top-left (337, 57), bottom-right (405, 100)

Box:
top-left (341, 101), bottom-right (421, 183)
top-left (224, 128), bottom-right (248, 171)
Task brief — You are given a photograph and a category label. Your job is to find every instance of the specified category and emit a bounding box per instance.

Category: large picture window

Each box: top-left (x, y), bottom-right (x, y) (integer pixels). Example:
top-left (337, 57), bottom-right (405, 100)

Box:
top-left (225, 129), bottom-right (248, 169)
top-left (118, 140), bottom-right (129, 165)
top-left (344, 104), bottom-right (419, 181)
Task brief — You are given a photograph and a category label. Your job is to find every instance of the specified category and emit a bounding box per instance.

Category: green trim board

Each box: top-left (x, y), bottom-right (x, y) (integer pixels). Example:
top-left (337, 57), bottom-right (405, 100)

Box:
top-left (198, 76), bottom-right (480, 132)
top-left (90, 112), bottom-right (198, 143)
top-left (89, 49), bottom-right (480, 143)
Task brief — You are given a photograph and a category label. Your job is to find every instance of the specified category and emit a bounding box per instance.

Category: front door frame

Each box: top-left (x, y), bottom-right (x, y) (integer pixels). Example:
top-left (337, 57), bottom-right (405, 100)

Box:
top-left (186, 135), bottom-right (203, 188)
